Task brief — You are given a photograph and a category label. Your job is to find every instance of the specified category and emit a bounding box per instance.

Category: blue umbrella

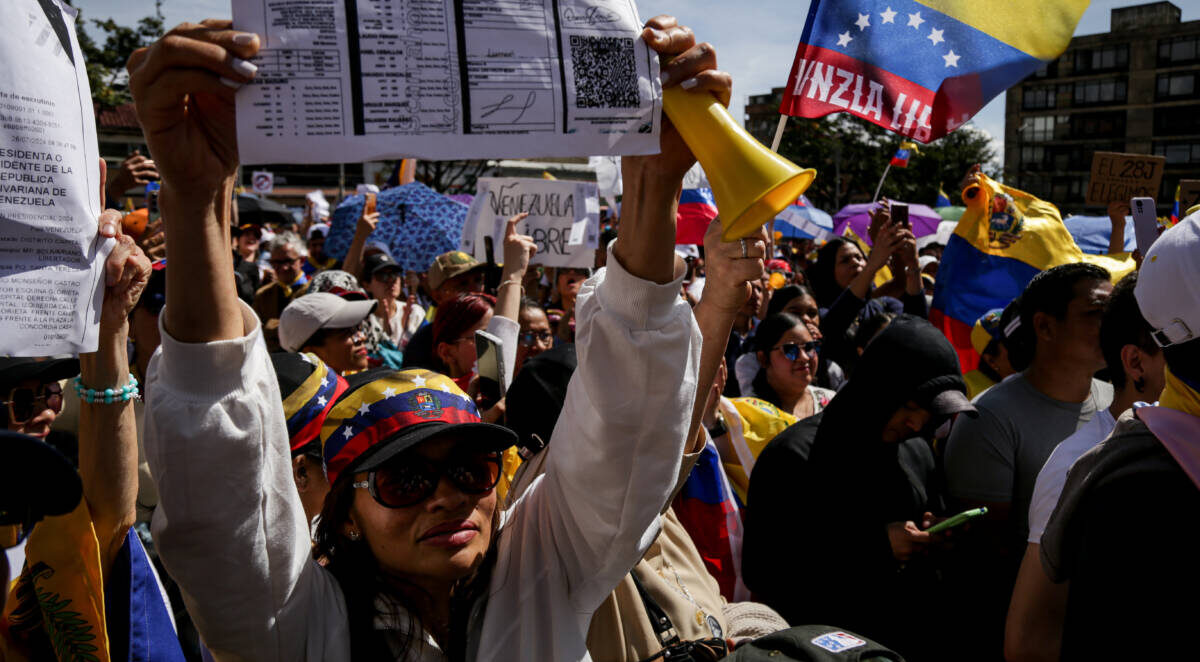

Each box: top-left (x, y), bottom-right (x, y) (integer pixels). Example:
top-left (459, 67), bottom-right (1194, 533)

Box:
top-left (775, 195), bottom-right (833, 240)
top-left (1063, 215), bottom-right (1135, 255)
top-left (325, 182), bottom-right (470, 273)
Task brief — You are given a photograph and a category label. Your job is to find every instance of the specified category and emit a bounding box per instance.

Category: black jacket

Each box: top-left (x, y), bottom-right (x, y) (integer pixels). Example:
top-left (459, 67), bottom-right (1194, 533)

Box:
top-left (744, 316), bottom-right (964, 655)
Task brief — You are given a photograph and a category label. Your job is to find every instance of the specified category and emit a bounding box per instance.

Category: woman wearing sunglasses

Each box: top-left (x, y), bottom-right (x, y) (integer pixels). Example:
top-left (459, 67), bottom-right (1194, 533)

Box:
top-left (749, 312), bottom-right (836, 421)
top-left (133, 14), bottom-right (739, 661)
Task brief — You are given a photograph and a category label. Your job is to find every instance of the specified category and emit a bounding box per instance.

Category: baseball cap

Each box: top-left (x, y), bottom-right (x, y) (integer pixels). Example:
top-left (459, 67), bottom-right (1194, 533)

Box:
top-left (364, 252), bottom-right (402, 279)
top-left (278, 292), bottom-right (377, 352)
top-left (0, 357), bottom-right (80, 394)
top-left (1136, 210), bottom-right (1200, 348)
top-left (428, 251), bottom-right (485, 291)
top-left (307, 223), bottom-right (330, 240)
top-left (232, 223), bottom-right (262, 240)
top-left (319, 369), bottom-right (517, 485)
top-left (970, 308), bottom-right (1005, 356)
top-left (766, 259), bottom-right (792, 274)
top-left (271, 352), bottom-right (348, 454)
top-left (0, 430), bottom-right (82, 537)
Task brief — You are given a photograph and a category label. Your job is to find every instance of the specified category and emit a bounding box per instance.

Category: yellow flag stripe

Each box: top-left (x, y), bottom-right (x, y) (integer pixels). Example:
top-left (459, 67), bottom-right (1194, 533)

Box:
top-left (914, 0), bottom-right (1088, 60)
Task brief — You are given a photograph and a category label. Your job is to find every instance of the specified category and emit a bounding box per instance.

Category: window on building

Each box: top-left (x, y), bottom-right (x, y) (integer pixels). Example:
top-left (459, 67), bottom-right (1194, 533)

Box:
top-left (1155, 106), bottom-right (1200, 136)
top-left (1068, 111), bottom-right (1125, 139)
top-left (1158, 36), bottom-right (1199, 66)
top-left (1153, 142), bottom-right (1200, 165)
top-left (1021, 115), bottom-right (1056, 141)
top-left (1073, 78), bottom-right (1126, 106)
top-left (1022, 86), bottom-right (1056, 109)
top-left (1156, 73), bottom-right (1196, 100)
top-left (1051, 177), bottom-right (1086, 203)
top-left (1021, 145), bottom-right (1046, 169)
top-left (1074, 45), bottom-right (1129, 73)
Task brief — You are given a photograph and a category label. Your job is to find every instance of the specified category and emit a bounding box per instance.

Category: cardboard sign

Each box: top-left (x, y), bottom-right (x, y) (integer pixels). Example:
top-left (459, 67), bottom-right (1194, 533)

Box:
top-left (1086, 152), bottom-right (1166, 206)
top-left (251, 170), bottom-right (274, 194)
top-left (461, 178), bottom-right (599, 269)
top-left (1179, 180), bottom-right (1200, 214)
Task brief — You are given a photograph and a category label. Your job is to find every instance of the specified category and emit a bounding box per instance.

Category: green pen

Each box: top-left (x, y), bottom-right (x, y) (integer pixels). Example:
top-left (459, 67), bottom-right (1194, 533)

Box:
top-left (926, 507), bottom-right (988, 534)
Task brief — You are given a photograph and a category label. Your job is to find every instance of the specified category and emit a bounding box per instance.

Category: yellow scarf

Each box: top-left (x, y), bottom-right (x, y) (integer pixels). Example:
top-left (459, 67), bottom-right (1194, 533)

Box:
top-left (2, 501), bottom-right (109, 662)
top-left (1159, 366), bottom-right (1200, 419)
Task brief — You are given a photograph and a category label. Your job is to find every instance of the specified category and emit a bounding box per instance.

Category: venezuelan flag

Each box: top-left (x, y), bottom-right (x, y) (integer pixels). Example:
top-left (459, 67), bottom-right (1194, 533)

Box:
top-left (891, 140), bottom-right (920, 167)
top-left (930, 174), bottom-right (1134, 372)
top-left (672, 440), bottom-right (747, 601)
top-left (779, 0), bottom-right (1087, 142)
top-left (1172, 183), bottom-right (1181, 226)
top-left (676, 187), bottom-right (719, 244)
top-left (936, 185), bottom-right (952, 207)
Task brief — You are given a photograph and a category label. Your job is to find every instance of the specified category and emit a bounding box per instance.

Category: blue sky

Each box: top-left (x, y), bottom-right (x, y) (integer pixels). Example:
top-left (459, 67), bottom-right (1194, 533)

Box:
top-left (76, 0), bottom-right (1197, 161)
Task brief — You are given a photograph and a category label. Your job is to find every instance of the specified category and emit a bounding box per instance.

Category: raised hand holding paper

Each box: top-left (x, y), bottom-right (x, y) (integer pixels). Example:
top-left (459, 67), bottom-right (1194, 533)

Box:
top-left (0, 0), bottom-right (112, 356)
top-left (231, 0), bottom-right (662, 163)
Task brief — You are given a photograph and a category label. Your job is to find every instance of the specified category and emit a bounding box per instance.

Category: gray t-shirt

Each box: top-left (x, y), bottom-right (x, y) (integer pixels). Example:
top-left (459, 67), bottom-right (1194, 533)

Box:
top-left (944, 373), bottom-right (1113, 539)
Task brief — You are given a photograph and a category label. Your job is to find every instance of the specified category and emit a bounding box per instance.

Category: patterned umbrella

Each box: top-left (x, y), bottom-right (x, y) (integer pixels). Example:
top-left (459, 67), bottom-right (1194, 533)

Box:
top-left (325, 182), bottom-right (470, 273)
top-left (775, 195), bottom-right (834, 240)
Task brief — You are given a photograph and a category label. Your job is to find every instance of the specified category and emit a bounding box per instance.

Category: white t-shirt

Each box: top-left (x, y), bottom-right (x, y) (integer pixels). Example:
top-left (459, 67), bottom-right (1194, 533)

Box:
top-left (1027, 408), bottom-right (1117, 543)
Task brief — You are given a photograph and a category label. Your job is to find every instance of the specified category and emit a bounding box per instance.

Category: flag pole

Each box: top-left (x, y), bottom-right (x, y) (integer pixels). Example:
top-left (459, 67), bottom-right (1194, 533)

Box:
top-left (872, 163), bottom-right (892, 205)
top-left (766, 114), bottom-right (789, 259)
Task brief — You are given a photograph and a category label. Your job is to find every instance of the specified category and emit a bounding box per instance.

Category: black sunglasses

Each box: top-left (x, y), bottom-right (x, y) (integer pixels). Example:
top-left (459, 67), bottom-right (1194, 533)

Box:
top-left (354, 449), bottom-right (502, 508)
top-left (774, 340), bottom-right (820, 362)
top-left (518, 330), bottom-right (553, 347)
top-left (3, 383), bottom-right (63, 424)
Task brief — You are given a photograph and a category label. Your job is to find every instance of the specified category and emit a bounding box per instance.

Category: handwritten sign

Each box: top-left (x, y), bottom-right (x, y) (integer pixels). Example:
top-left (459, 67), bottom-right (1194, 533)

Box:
top-left (1086, 152), bottom-right (1166, 206)
top-left (1179, 180), bottom-right (1200, 215)
top-left (461, 178), bottom-right (599, 269)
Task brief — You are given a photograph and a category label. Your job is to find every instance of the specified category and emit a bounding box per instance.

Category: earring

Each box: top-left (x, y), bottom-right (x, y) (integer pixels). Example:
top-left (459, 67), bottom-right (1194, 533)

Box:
top-left (347, 530), bottom-right (361, 541)
top-left (1133, 376), bottom-right (1146, 393)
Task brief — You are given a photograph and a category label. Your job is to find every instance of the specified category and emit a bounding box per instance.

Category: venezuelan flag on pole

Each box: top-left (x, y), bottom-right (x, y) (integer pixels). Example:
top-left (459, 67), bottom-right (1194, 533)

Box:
top-left (936, 185), bottom-right (953, 207)
top-left (890, 141), bottom-right (919, 167)
top-left (930, 174), bottom-right (1134, 372)
top-left (779, 0), bottom-right (1087, 142)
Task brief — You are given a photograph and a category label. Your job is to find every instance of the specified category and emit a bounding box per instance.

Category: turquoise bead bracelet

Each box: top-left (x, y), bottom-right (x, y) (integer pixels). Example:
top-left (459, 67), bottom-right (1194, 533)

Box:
top-left (74, 374), bottom-right (140, 404)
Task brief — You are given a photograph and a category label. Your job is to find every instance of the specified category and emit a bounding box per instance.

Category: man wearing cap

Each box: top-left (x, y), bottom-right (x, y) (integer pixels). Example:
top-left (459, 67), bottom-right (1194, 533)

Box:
top-left (303, 223), bottom-right (339, 277)
top-left (1030, 212), bottom-right (1200, 659)
top-left (963, 305), bottom-right (1016, 400)
top-left (279, 292), bottom-right (377, 375)
top-left (401, 250), bottom-right (487, 370)
top-left (231, 223), bottom-right (263, 304)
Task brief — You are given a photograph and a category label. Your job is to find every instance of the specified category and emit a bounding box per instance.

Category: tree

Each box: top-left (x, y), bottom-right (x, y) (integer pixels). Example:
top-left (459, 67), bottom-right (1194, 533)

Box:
top-left (415, 160), bottom-right (493, 194)
top-left (776, 113), bottom-right (997, 211)
top-left (64, 0), bottom-right (165, 108)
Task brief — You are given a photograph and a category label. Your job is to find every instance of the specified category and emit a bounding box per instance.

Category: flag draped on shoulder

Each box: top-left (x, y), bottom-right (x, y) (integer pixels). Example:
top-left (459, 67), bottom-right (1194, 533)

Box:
top-left (779, 0), bottom-right (1087, 142)
top-left (930, 174), bottom-right (1134, 371)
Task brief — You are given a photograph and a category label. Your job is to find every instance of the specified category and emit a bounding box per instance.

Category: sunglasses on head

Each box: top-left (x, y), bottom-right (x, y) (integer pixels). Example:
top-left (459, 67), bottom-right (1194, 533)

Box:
top-left (774, 340), bottom-right (820, 362)
top-left (354, 448), bottom-right (502, 508)
top-left (518, 330), bottom-right (553, 347)
top-left (3, 382), bottom-right (63, 425)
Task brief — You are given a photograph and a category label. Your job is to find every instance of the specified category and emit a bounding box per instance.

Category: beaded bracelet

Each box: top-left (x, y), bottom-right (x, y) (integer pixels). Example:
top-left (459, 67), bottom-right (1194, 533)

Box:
top-left (74, 374), bottom-right (140, 404)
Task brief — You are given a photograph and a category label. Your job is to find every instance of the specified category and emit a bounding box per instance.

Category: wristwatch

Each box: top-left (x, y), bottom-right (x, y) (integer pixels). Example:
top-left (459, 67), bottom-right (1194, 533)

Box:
top-left (706, 415), bottom-right (727, 439)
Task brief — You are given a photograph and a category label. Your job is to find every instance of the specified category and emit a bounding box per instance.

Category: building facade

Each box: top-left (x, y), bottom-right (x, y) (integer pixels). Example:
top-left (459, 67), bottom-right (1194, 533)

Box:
top-left (1004, 2), bottom-right (1199, 216)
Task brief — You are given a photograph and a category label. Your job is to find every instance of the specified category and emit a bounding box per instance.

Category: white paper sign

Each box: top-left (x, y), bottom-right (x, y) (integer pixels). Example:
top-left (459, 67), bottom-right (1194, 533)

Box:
top-left (250, 170), bottom-right (274, 194)
top-left (0, 0), bottom-right (112, 356)
top-left (232, 0), bottom-right (662, 164)
top-left (461, 177), bottom-right (598, 268)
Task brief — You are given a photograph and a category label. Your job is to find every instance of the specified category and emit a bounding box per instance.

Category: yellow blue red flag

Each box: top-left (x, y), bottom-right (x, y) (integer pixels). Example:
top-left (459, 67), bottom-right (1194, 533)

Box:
top-left (780, 0), bottom-right (1088, 142)
top-left (930, 174), bottom-right (1133, 371)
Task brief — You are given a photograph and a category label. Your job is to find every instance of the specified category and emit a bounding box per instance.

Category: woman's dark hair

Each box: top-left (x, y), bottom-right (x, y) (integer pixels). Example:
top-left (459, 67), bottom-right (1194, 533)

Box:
top-left (1164, 338), bottom-right (1200, 387)
top-left (314, 471), bottom-right (500, 661)
top-left (432, 293), bottom-right (496, 349)
top-left (806, 238), bottom-right (859, 309)
top-left (766, 284), bottom-right (818, 319)
top-left (1100, 272), bottom-right (1159, 389)
top-left (751, 312), bottom-right (808, 407)
top-left (853, 312), bottom-right (897, 353)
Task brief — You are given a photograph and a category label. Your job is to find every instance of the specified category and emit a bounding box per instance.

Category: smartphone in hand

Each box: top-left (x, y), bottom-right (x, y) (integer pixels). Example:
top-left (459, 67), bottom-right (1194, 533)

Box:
top-left (475, 330), bottom-right (506, 410)
top-left (890, 202), bottom-right (910, 229)
top-left (1131, 197), bottom-right (1158, 254)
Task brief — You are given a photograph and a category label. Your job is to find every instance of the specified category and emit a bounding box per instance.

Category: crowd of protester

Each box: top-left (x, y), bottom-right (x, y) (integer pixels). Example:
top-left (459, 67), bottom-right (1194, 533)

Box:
top-left (3, 13), bottom-right (1200, 662)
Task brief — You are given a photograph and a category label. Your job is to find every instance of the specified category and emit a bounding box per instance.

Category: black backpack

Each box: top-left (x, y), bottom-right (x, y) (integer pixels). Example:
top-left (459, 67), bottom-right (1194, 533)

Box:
top-left (722, 625), bottom-right (905, 662)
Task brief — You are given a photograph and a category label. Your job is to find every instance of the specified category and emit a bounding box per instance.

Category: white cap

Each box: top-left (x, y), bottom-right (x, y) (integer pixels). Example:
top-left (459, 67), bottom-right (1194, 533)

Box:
top-left (1135, 211), bottom-right (1200, 348)
top-left (307, 223), bottom-right (331, 240)
top-left (278, 293), bottom-right (377, 352)
top-left (918, 255), bottom-right (938, 270)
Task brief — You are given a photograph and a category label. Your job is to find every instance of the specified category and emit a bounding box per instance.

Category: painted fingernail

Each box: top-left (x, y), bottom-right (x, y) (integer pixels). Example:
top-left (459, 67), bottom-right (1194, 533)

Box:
top-left (232, 58), bottom-right (258, 78)
top-left (680, 78), bottom-right (699, 90)
top-left (232, 33), bottom-right (257, 46)
top-left (220, 76), bottom-right (243, 89)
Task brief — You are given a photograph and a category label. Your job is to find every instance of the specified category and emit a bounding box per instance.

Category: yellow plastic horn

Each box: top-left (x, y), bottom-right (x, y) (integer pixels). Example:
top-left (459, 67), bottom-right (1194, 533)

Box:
top-left (663, 86), bottom-right (816, 241)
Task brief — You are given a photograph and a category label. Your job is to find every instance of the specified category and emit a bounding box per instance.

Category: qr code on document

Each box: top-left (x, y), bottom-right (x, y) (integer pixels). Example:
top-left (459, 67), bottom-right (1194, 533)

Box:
top-left (569, 35), bottom-right (640, 109)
